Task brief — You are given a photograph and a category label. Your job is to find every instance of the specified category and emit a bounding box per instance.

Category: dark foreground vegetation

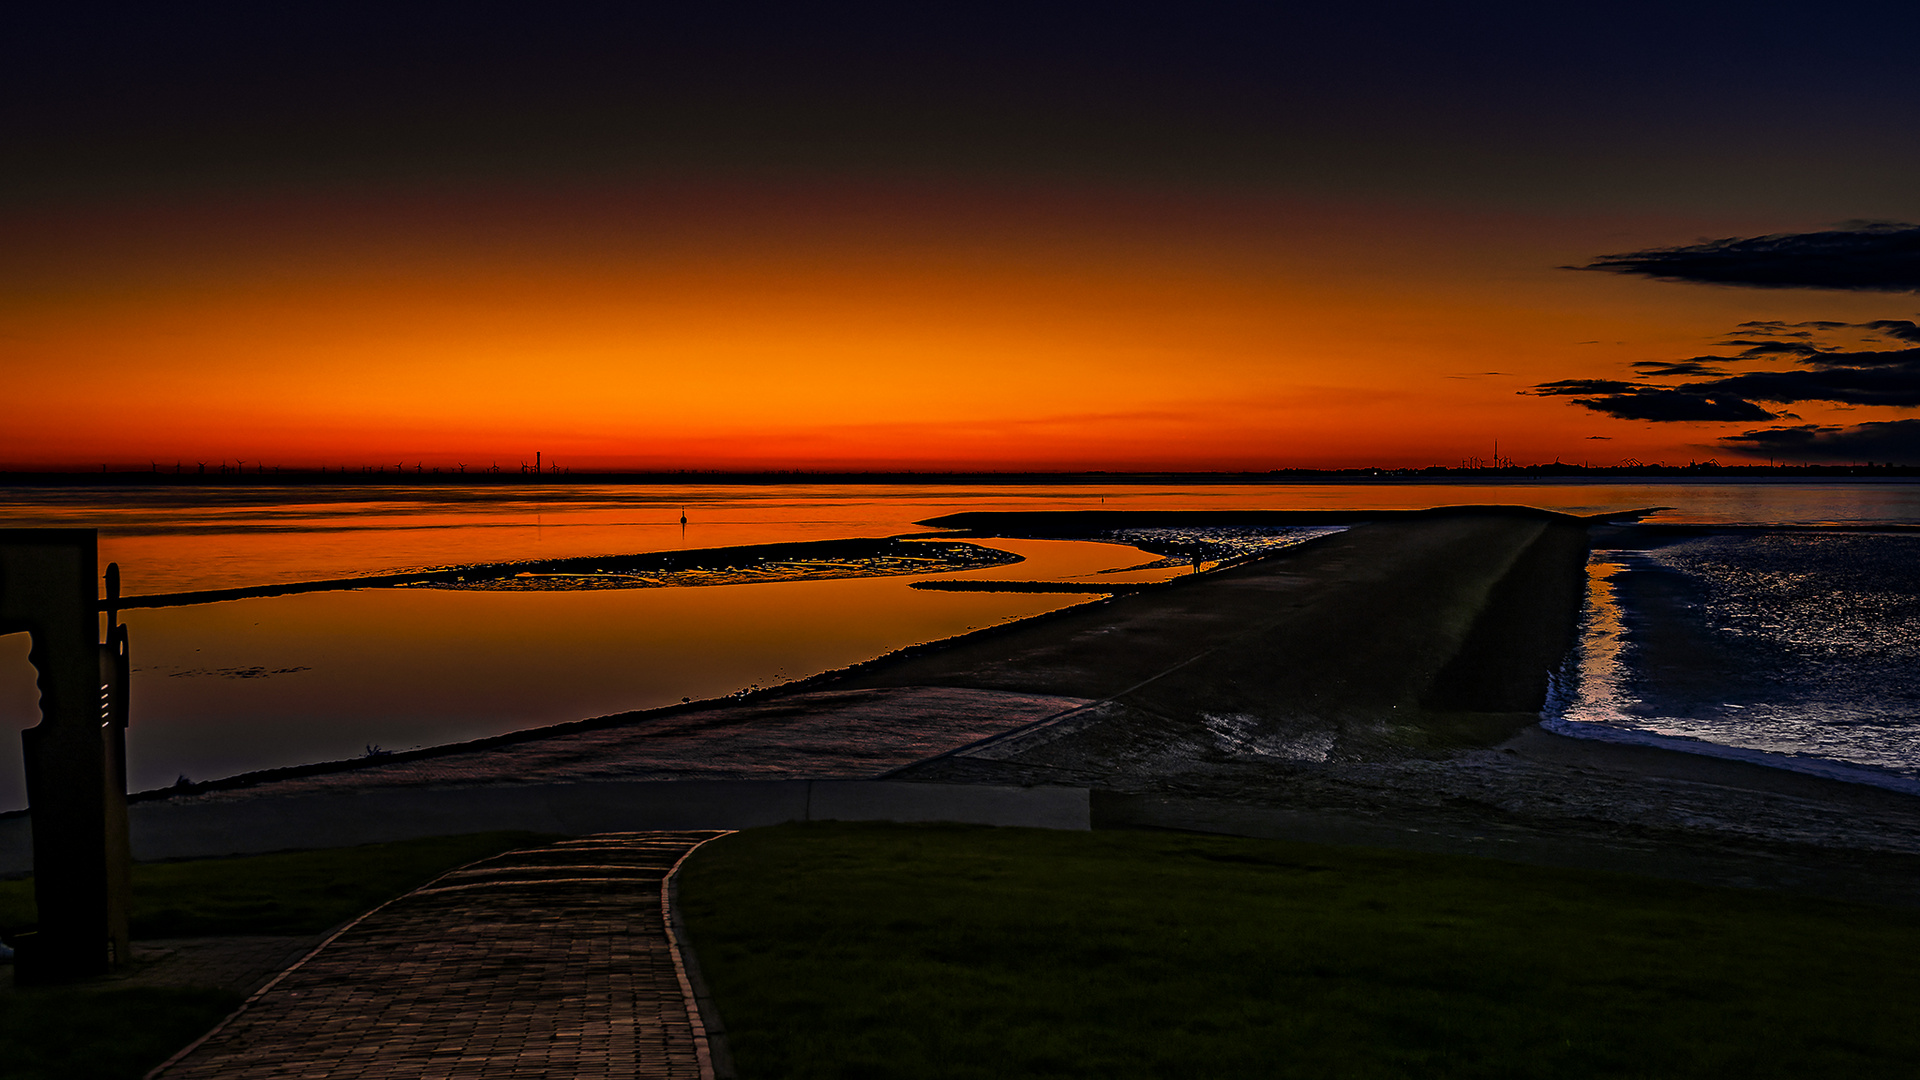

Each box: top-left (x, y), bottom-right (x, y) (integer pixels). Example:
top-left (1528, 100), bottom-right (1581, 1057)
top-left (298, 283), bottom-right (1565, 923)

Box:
top-left (0, 832), bottom-right (553, 1080)
top-left (681, 822), bottom-right (1920, 1080)
top-left (8, 823), bottom-right (1918, 1078)
top-left (0, 832), bottom-right (555, 939)
top-left (0, 986), bottom-right (239, 1080)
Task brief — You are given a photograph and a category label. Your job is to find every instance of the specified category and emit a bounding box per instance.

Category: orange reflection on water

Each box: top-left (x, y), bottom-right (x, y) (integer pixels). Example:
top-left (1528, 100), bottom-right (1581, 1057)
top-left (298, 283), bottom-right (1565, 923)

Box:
top-left (31, 566), bottom-right (1092, 803)
top-left (9, 481), bottom-right (1920, 807)
top-left (15, 481), bottom-right (1913, 597)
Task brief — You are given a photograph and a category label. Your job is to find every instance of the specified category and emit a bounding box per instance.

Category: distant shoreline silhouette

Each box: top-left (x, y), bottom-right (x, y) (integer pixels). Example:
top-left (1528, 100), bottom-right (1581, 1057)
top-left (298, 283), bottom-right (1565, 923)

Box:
top-left (3, 463), bottom-right (1918, 488)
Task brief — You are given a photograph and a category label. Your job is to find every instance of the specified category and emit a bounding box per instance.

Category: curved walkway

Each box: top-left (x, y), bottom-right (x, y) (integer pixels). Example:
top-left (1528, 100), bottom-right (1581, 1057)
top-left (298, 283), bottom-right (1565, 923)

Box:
top-left (148, 831), bottom-right (732, 1079)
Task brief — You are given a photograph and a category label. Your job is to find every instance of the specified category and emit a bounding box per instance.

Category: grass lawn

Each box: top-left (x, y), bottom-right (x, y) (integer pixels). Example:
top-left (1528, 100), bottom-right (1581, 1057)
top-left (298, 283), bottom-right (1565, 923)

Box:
top-left (0, 830), bottom-right (556, 1080)
top-left (0, 830), bottom-right (558, 939)
top-left (679, 822), bottom-right (1920, 1080)
top-left (0, 986), bottom-right (242, 1080)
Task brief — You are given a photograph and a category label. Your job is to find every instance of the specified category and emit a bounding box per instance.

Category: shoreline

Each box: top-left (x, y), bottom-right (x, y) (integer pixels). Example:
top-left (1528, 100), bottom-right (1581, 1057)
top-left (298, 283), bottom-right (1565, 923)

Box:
top-left (106, 535), bottom-right (1024, 610)
top-left (8, 507), bottom-right (1917, 905)
top-left (1540, 717), bottom-right (1920, 797)
top-left (7, 469), bottom-right (1920, 487)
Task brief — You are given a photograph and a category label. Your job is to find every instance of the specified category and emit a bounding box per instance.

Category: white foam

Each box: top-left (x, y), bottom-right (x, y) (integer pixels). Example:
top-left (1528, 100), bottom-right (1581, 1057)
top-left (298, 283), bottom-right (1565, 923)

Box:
top-left (1541, 717), bottom-right (1920, 797)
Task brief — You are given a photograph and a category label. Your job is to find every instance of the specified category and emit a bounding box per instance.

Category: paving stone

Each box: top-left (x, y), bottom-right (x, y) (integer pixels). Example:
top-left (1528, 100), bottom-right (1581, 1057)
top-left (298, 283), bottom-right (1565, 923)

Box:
top-left (152, 832), bottom-right (727, 1079)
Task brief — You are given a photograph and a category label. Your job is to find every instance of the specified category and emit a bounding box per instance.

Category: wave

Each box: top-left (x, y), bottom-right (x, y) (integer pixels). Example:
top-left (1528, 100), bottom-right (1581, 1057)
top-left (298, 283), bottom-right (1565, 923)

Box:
top-left (1540, 717), bottom-right (1920, 797)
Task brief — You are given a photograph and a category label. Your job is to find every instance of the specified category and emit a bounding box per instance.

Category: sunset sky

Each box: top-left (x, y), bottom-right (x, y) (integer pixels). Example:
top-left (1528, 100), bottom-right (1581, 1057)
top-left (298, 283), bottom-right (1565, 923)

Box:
top-left (6, 4), bottom-right (1918, 471)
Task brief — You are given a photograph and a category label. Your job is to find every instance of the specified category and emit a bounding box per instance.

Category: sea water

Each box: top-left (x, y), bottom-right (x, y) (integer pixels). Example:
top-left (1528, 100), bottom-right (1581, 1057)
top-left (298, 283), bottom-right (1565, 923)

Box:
top-left (1, 481), bottom-right (1353, 805)
top-left (0, 533), bottom-right (1205, 807)
top-left (5, 479), bottom-right (1920, 805)
top-left (1549, 527), bottom-right (1920, 793)
top-left (9, 478), bottom-right (1917, 596)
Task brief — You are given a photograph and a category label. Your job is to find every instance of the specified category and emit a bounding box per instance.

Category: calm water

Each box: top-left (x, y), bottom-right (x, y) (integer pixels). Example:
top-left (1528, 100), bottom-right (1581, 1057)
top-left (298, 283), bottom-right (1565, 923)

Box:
top-left (0, 533), bottom-right (1197, 805)
top-left (9, 479), bottom-right (1918, 596)
top-left (4, 479), bottom-right (1919, 806)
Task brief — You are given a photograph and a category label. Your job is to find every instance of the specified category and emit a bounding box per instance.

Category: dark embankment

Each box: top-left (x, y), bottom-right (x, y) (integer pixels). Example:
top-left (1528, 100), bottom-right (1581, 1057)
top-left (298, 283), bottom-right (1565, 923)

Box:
top-left (918, 505), bottom-right (1646, 535)
top-left (1419, 515), bottom-right (1590, 715)
top-left (921, 509), bottom-right (1387, 533)
top-left (842, 507), bottom-right (1595, 780)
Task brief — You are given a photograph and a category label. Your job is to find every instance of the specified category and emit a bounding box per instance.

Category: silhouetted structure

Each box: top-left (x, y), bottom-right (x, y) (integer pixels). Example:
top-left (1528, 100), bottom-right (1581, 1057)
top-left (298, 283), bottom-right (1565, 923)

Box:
top-left (0, 530), bottom-right (132, 982)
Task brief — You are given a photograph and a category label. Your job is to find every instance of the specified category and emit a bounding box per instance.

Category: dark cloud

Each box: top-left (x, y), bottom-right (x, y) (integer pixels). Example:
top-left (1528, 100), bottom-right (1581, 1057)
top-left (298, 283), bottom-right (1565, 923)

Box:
top-left (1687, 363), bottom-right (1920, 407)
top-left (1798, 349), bottom-right (1920, 371)
top-left (1736, 320), bottom-right (1848, 333)
top-left (1540, 388), bottom-right (1776, 422)
top-left (1719, 419), bottom-right (1920, 462)
top-left (1725, 318), bottom-right (1920, 346)
top-left (1631, 360), bottom-right (1730, 376)
top-left (1711, 340), bottom-right (1825, 357)
top-left (1526, 379), bottom-right (1641, 396)
top-left (1524, 378), bottom-right (1775, 420)
top-left (1864, 319), bottom-right (1920, 343)
top-left (1579, 224), bottom-right (1920, 291)
top-left (1527, 318), bottom-right (1920, 424)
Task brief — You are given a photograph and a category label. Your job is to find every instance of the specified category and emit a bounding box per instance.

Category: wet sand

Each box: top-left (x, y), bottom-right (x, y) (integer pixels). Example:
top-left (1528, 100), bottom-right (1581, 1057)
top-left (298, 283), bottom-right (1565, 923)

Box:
top-left (81, 507), bottom-right (1920, 904)
top-left (111, 537), bottom-right (1020, 609)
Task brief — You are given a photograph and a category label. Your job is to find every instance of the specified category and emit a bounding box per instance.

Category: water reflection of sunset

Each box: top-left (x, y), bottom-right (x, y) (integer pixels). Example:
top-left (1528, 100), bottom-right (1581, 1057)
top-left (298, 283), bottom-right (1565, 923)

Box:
top-left (9, 480), bottom-right (1909, 806)
top-left (0, 543), bottom-right (1145, 807)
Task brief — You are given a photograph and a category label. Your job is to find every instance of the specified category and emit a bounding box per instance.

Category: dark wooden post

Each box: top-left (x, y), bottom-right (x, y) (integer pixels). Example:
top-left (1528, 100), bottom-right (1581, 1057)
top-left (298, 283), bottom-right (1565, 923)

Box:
top-left (100, 562), bottom-right (133, 967)
top-left (0, 529), bottom-right (133, 981)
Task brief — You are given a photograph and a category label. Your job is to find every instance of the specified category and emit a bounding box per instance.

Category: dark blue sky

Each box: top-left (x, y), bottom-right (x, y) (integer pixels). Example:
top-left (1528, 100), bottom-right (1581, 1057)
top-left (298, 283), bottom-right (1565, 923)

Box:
top-left (10, 3), bottom-right (1919, 213)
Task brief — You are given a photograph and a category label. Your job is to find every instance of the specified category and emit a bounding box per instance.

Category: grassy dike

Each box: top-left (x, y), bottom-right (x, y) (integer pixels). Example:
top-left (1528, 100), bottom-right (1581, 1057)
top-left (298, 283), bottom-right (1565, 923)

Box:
top-left (679, 822), bottom-right (1920, 1079)
top-left (0, 832), bottom-right (554, 1080)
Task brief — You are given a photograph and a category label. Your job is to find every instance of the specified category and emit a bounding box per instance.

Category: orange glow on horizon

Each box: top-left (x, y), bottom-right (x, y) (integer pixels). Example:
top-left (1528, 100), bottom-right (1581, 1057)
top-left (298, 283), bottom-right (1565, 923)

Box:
top-left (5, 178), bottom-right (1909, 470)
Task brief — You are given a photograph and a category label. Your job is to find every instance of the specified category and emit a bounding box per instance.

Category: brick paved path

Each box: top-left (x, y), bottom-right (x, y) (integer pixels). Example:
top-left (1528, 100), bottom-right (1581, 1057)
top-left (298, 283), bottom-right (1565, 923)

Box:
top-left (150, 831), bottom-right (731, 1079)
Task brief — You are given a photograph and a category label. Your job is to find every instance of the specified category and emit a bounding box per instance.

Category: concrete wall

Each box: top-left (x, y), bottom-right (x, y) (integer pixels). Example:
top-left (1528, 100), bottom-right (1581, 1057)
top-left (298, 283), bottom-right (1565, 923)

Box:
top-left (0, 780), bottom-right (1089, 872)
